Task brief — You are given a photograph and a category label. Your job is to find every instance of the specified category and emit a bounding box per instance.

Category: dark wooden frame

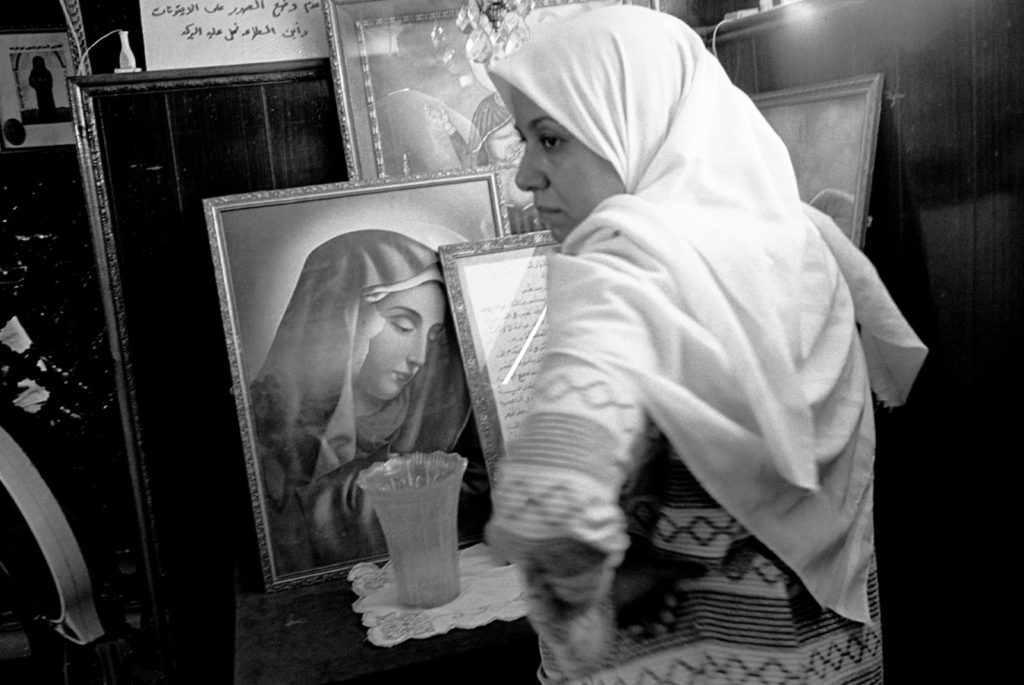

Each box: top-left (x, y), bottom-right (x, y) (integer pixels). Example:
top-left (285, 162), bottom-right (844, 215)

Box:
top-left (68, 58), bottom-right (347, 677)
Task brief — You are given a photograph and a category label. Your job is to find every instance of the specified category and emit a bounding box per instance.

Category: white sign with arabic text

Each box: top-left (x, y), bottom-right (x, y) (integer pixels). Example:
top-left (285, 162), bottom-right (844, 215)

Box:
top-left (139, 1), bottom-right (328, 71)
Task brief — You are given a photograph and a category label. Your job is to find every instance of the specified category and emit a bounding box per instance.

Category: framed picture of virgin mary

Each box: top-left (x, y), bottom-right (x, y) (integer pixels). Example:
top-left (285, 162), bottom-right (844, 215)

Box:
top-left (205, 171), bottom-right (506, 590)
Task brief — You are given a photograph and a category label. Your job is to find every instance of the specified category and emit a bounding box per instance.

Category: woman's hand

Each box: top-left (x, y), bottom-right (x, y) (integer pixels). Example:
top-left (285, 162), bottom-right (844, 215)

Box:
top-left (518, 538), bottom-right (704, 623)
top-left (520, 538), bottom-right (610, 621)
top-left (612, 545), bottom-right (705, 630)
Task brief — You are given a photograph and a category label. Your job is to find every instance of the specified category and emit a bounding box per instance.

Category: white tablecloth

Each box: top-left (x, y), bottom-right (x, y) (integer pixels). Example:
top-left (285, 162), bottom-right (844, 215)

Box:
top-left (347, 543), bottom-right (528, 647)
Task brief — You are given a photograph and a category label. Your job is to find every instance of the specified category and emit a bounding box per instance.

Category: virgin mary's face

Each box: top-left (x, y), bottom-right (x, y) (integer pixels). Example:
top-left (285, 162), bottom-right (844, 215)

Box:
top-left (355, 280), bottom-right (446, 406)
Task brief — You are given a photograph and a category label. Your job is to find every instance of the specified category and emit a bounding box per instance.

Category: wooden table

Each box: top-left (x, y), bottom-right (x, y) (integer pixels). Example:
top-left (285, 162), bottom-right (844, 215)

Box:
top-left (234, 574), bottom-right (540, 684)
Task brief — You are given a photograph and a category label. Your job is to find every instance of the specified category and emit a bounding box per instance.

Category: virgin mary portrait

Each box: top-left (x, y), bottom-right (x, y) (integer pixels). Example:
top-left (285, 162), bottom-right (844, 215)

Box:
top-left (249, 229), bottom-right (480, 576)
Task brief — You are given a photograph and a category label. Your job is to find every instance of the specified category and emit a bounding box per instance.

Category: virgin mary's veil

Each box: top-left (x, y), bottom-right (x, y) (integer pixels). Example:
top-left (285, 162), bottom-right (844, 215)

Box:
top-left (250, 228), bottom-right (473, 573)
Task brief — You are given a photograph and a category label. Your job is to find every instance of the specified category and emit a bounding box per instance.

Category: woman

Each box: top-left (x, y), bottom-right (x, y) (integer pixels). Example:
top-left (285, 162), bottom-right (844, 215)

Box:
top-left (469, 91), bottom-right (521, 167)
top-left (28, 56), bottom-right (56, 122)
top-left (467, 89), bottom-right (539, 234)
top-left (250, 229), bottom-right (473, 575)
top-left (483, 6), bottom-right (927, 684)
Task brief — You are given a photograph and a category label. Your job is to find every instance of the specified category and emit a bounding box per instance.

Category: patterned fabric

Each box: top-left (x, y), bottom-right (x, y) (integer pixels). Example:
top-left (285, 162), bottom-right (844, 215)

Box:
top-left (534, 428), bottom-right (883, 685)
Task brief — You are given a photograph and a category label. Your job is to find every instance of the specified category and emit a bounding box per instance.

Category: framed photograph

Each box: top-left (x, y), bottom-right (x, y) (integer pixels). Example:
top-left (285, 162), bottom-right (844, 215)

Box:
top-left (439, 230), bottom-right (558, 480)
top-left (205, 171), bottom-right (507, 590)
top-left (322, 0), bottom-right (661, 184)
top-left (752, 72), bottom-right (884, 248)
top-left (0, 29), bottom-right (75, 151)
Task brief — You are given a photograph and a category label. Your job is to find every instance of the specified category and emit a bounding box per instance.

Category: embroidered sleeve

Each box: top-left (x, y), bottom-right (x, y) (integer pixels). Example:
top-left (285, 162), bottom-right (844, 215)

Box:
top-left (486, 234), bottom-right (657, 569)
top-left (484, 359), bottom-right (646, 678)
top-left (487, 358), bottom-right (646, 563)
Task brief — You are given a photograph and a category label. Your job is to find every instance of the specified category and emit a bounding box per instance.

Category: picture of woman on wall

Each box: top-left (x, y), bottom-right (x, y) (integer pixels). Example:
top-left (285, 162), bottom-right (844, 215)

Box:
top-left (468, 90), bottom-right (520, 168)
top-left (249, 229), bottom-right (480, 577)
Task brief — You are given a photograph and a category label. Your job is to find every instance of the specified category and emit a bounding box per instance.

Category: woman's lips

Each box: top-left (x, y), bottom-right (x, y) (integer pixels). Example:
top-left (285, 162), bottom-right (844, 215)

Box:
top-left (536, 207), bottom-right (564, 225)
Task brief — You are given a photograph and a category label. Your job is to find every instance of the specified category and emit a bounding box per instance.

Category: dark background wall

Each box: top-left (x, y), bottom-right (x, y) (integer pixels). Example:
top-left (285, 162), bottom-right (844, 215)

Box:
top-left (2, 3), bottom-right (345, 682)
top-left (1, 1), bottom-right (149, 677)
top-left (706, 2), bottom-right (1022, 682)
top-left (1, 1), bottom-right (1020, 683)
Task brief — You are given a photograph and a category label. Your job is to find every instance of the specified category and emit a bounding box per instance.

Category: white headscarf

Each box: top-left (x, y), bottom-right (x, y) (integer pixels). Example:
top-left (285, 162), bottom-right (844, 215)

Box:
top-left (489, 6), bottom-right (926, 622)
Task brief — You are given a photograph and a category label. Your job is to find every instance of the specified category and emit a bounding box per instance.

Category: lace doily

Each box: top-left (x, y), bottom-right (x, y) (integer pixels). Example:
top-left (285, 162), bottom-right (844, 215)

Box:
top-left (347, 543), bottom-right (527, 647)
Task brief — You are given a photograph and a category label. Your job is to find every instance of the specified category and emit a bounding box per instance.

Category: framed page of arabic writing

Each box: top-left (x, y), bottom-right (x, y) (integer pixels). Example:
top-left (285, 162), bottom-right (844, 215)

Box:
top-left (439, 230), bottom-right (557, 481)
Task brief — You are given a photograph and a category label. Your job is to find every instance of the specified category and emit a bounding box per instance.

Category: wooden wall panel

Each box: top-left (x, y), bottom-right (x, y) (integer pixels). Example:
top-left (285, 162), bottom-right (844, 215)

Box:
top-left (170, 88), bottom-right (277, 197)
top-left (971, 0), bottom-right (1024, 422)
top-left (263, 77), bottom-right (348, 190)
top-left (755, 12), bottom-right (857, 91)
top-left (710, 1), bottom-right (1022, 681)
top-left (70, 58), bottom-right (348, 681)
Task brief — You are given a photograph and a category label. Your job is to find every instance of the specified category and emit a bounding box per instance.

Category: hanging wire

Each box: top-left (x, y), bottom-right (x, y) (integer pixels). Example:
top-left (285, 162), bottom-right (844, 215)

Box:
top-left (76, 29), bottom-right (121, 76)
top-left (710, 19), bottom-right (727, 59)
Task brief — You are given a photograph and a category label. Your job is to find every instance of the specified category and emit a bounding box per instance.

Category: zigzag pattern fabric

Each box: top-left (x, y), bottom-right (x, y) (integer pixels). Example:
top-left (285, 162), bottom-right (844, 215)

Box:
top-left (532, 427), bottom-right (883, 684)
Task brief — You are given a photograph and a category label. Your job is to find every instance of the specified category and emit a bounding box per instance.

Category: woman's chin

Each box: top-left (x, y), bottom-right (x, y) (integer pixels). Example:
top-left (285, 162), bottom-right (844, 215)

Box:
top-left (545, 221), bottom-right (576, 243)
top-left (373, 388), bottom-right (403, 403)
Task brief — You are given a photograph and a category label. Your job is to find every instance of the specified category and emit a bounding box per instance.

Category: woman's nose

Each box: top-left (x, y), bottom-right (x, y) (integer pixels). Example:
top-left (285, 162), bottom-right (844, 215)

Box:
top-left (407, 332), bottom-right (429, 369)
top-left (515, 148), bottom-right (546, 192)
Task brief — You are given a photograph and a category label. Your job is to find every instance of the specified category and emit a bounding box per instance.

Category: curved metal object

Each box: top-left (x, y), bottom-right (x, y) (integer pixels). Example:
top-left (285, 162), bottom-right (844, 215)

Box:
top-left (0, 425), bottom-right (104, 645)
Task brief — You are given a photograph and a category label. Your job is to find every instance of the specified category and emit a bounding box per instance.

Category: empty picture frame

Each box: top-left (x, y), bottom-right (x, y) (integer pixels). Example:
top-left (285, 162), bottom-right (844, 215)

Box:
top-left (205, 171), bottom-right (506, 590)
top-left (439, 230), bottom-right (558, 480)
top-left (752, 72), bottom-right (884, 248)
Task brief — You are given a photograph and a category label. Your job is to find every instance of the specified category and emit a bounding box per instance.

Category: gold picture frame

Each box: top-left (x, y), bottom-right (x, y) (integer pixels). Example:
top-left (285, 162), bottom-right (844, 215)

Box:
top-left (205, 171), bottom-right (507, 590)
top-left (439, 230), bottom-right (558, 481)
top-left (752, 72), bottom-right (884, 248)
top-left (322, 0), bottom-right (661, 182)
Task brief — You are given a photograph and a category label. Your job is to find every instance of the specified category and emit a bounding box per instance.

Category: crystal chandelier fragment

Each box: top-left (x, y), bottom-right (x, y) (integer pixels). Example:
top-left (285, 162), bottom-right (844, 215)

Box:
top-left (457, 0), bottom-right (535, 64)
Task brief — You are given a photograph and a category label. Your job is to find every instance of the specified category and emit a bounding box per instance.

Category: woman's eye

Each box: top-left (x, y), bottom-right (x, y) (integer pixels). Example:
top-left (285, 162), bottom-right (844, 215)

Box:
top-left (540, 136), bottom-right (559, 150)
top-left (389, 317), bottom-right (415, 334)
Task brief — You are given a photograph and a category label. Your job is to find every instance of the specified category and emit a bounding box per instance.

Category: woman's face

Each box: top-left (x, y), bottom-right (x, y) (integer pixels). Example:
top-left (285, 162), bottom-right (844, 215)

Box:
top-left (509, 87), bottom-right (625, 242)
top-left (355, 280), bottom-right (446, 405)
